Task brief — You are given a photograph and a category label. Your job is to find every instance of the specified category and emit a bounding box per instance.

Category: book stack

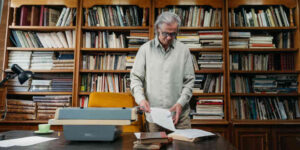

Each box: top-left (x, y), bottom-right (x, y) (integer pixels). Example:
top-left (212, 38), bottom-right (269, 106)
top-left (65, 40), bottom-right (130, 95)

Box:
top-left (82, 53), bottom-right (127, 70)
top-left (7, 77), bottom-right (31, 92)
top-left (127, 30), bottom-right (149, 48)
top-left (33, 95), bottom-right (71, 120)
top-left (83, 31), bottom-right (126, 48)
top-left (198, 31), bottom-right (223, 48)
top-left (193, 74), bottom-right (205, 93)
top-left (51, 78), bottom-right (73, 92)
top-left (249, 35), bottom-right (275, 48)
top-left (8, 51), bottom-right (32, 70)
top-left (126, 53), bottom-right (136, 70)
top-left (86, 6), bottom-right (144, 26)
top-left (177, 32), bottom-right (201, 48)
top-left (232, 97), bottom-right (300, 120)
top-left (6, 99), bottom-right (36, 120)
top-left (30, 51), bottom-right (54, 70)
top-left (168, 129), bottom-right (217, 142)
top-left (18, 6), bottom-right (76, 26)
top-left (134, 132), bottom-right (170, 149)
top-left (229, 6), bottom-right (291, 27)
top-left (229, 32), bottom-right (251, 48)
top-left (192, 98), bottom-right (224, 119)
top-left (198, 52), bottom-right (223, 69)
top-left (30, 79), bottom-right (52, 92)
top-left (52, 52), bottom-right (74, 70)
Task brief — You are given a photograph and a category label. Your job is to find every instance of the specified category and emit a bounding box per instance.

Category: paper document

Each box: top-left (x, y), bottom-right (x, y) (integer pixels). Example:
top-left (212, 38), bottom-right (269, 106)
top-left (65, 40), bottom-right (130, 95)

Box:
top-left (171, 129), bottom-right (215, 139)
top-left (0, 136), bottom-right (57, 147)
top-left (147, 107), bottom-right (176, 131)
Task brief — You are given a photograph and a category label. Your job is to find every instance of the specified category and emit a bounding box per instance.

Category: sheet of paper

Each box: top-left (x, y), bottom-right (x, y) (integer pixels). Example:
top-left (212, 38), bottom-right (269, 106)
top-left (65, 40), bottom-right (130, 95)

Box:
top-left (0, 136), bottom-right (57, 147)
top-left (172, 129), bottom-right (215, 139)
top-left (148, 107), bottom-right (176, 131)
top-left (134, 132), bottom-right (141, 139)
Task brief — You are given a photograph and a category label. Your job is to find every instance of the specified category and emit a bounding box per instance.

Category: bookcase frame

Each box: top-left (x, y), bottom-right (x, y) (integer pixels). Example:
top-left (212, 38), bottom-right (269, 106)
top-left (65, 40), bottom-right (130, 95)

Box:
top-left (1, 0), bottom-right (79, 123)
top-left (75, 0), bottom-right (152, 106)
top-left (226, 0), bottom-right (300, 124)
top-left (153, 0), bottom-right (228, 125)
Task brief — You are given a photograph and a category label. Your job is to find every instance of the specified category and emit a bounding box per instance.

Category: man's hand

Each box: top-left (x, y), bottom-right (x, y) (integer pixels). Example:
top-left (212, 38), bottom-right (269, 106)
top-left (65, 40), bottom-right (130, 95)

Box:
top-left (169, 103), bottom-right (182, 125)
top-left (139, 99), bottom-right (151, 113)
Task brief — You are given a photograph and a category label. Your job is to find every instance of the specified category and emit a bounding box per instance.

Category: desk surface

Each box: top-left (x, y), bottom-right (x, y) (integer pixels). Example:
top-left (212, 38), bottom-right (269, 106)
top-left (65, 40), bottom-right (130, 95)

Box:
top-left (0, 130), bottom-right (236, 150)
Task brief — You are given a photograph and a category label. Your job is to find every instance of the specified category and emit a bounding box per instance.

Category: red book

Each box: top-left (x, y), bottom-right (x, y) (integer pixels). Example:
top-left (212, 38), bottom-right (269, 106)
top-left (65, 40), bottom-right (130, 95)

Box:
top-left (39, 5), bottom-right (44, 26)
top-left (20, 6), bottom-right (30, 25)
top-left (250, 43), bottom-right (274, 47)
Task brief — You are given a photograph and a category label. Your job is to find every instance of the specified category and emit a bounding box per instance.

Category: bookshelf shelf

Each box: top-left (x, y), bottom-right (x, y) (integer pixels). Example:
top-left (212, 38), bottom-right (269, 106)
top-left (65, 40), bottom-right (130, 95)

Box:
top-left (80, 70), bottom-right (130, 73)
top-left (79, 92), bottom-right (129, 96)
top-left (230, 93), bottom-right (299, 97)
top-left (229, 48), bottom-right (298, 52)
top-left (190, 48), bottom-right (223, 52)
top-left (191, 120), bottom-right (229, 125)
top-left (7, 47), bottom-right (75, 51)
top-left (81, 26), bottom-right (149, 31)
top-left (5, 69), bottom-right (74, 73)
top-left (232, 120), bottom-right (300, 125)
top-left (180, 27), bottom-right (223, 30)
top-left (229, 27), bottom-right (297, 30)
top-left (230, 70), bottom-right (300, 74)
top-left (81, 48), bottom-right (139, 52)
top-left (0, 120), bottom-right (49, 124)
top-left (195, 70), bottom-right (224, 74)
top-left (9, 26), bottom-right (77, 31)
top-left (192, 93), bottom-right (224, 96)
top-left (7, 92), bottom-right (73, 95)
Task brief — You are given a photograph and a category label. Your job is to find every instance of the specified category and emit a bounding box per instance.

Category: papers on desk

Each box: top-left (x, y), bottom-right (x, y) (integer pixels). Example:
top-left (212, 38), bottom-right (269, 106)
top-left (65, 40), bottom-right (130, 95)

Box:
top-left (0, 136), bottom-right (57, 147)
top-left (146, 107), bottom-right (176, 131)
top-left (168, 129), bottom-right (217, 142)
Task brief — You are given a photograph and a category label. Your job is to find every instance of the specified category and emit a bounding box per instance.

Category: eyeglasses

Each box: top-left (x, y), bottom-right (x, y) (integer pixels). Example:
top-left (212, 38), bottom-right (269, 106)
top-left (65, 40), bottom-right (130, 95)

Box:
top-left (161, 32), bottom-right (177, 38)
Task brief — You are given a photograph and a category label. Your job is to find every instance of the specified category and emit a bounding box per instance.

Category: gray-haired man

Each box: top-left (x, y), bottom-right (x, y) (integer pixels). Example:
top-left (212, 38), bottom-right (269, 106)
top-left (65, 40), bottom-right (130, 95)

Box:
top-left (130, 12), bottom-right (195, 132)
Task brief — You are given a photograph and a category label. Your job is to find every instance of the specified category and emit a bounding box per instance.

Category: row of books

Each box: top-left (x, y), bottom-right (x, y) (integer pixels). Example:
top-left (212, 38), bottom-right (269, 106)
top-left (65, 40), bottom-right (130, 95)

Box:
top-left (86, 6), bottom-right (146, 26)
top-left (11, 30), bottom-right (76, 48)
top-left (231, 97), bottom-right (300, 120)
top-left (80, 73), bottom-right (130, 93)
top-left (33, 95), bottom-right (71, 120)
top-left (79, 96), bottom-right (89, 108)
top-left (190, 97), bottom-right (224, 119)
top-left (82, 53), bottom-right (135, 70)
top-left (6, 99), bottom-right (36, 120)
top-left (158, 6), bottom-right (222, 27)
top-left (229, 32), bottom-right (291, 48)
top-left (18, 5), bottom-right (76, 26)
top-left (194, 74), bottom-right (223, 93)
top-left (230, 74), bottom-right (298, 94)
top-left (8, 51), bottom-right (74, 70)
top-left (229, 6), bottom-right (291, 27)
top-left (177, 31), bottom-right (223, 48)
top-left (192, 52), bottom-right (223, 70)
top-left (230, 53), bottom-right (295, 71)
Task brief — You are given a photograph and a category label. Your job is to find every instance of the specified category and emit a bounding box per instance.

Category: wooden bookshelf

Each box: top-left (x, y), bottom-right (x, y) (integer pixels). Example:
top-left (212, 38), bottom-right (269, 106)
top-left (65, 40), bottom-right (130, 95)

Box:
top-left (227, 0), bottom-right (300, 149)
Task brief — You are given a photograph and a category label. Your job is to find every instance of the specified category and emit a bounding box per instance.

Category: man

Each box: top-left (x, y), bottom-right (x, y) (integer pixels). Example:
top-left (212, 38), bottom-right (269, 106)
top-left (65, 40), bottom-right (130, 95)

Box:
top-left (130, 12), bottom-right (195, 132)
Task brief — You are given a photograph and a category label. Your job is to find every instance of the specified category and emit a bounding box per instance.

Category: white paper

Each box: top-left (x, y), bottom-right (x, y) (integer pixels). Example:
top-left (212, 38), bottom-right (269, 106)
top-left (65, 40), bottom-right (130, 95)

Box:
top-left (0, 136), bottom-right (57, 147)
top-left (134, 132), bottom-right (141, 139)
top-left (147, 107), bottom-right (176, 131)
top-left (171, 129), bottom-right (215, 139)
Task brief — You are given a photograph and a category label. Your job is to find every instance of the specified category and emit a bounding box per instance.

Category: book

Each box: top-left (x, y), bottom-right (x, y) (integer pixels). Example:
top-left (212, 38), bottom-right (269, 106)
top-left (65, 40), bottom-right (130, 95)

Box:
top-left (135, 132), bottom-right (169, 144)
top-left (168, 129), bottom-right (217, 142)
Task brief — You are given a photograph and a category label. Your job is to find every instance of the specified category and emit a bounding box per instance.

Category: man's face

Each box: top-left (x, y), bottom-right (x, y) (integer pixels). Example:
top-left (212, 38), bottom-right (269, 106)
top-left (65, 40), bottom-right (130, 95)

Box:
top-left (158, 23), bottom-right (178, 48)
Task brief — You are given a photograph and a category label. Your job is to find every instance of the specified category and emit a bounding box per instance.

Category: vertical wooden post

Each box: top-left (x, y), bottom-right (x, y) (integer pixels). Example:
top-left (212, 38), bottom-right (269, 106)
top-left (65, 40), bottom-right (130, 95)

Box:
top-left (142, 8), bottom-right (146, 27)
top-left (12, 8), bottom-right (17, 26)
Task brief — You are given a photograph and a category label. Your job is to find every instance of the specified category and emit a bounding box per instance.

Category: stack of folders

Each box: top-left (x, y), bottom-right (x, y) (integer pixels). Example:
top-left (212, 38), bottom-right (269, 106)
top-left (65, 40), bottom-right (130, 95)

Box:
top-left (134, 132), bottom-right (171, 149)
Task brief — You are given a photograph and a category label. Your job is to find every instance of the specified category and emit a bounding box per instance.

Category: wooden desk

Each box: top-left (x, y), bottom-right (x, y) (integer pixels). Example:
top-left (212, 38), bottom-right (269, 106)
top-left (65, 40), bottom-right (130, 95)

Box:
top-left (0, 130), bottom-right (236, 150)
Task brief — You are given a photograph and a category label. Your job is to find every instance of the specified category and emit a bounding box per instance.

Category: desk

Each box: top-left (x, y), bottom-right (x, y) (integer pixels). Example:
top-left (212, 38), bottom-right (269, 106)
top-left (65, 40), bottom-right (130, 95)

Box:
top-left (0, 130), bottom-right (236, 150)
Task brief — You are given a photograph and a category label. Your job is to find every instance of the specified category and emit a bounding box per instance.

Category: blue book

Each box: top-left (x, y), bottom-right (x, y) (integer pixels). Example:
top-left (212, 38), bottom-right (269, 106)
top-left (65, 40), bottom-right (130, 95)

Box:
top-left (11, 30), bottom-right (22, 47)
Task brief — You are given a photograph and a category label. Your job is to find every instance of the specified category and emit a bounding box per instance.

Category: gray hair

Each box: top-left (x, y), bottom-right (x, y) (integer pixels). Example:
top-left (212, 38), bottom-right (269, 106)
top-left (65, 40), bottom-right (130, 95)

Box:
top-left (154, 12), bottom-right (181, 35)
